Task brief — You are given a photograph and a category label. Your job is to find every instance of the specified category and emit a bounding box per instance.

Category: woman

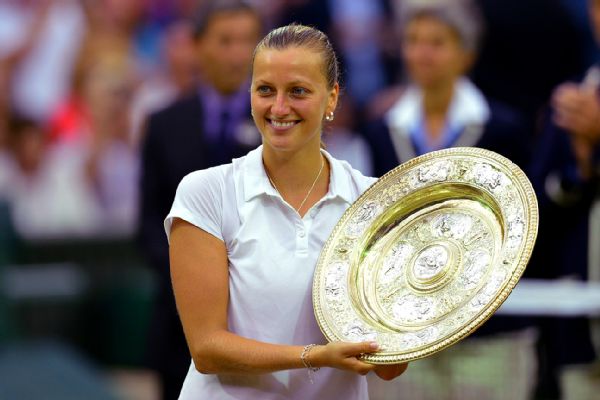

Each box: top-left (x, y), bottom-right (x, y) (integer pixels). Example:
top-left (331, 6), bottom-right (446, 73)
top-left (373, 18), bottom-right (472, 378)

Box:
top-left (366, 0), bottom-right (530, 177)
top-left (165, 24), bottom-right (407, 399)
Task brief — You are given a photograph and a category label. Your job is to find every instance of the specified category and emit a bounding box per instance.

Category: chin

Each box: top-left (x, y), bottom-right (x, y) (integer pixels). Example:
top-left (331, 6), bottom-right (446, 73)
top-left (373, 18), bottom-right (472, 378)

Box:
top-left (265, 139), bottom-right (296, 152)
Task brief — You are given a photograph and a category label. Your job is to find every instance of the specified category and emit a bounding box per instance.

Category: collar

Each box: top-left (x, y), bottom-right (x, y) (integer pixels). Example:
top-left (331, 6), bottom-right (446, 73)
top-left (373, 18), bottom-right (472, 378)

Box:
top-left (241, 145), bottom-right (354, 205)
top-left (386, 77), bottom-right (490, 135)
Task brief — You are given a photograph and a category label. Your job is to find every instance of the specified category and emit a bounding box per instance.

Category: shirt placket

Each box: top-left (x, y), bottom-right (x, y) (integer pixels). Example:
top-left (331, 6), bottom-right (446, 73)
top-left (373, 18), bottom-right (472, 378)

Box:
top-left (295, 217), bottom-right (309, 257)
top-left (296, 205), bottom-right (321, 257)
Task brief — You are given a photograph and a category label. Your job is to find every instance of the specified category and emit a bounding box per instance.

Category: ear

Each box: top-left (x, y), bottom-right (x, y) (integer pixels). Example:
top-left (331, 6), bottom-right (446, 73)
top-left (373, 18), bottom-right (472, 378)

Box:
top-left (326, 82), bottom-right (340, 115)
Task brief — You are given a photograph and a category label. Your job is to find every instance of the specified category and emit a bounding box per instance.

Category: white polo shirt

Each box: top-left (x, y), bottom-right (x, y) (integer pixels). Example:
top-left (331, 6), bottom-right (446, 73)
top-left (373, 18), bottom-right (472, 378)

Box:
top-left (165, 145), bottom-right (376, 400)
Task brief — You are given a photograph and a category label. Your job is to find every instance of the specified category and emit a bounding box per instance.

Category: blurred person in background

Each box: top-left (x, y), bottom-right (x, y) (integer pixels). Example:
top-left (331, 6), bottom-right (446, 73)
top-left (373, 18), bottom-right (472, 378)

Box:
top-left (83, 0), bottom-right (163, 78)
top-left (364, 1), bottom-right (535, 399)
top-left (327, 0), bottom-right (389, 107)
top-left (77, 41), bottom-right (140, 236)
top-left (130, 20), bottom-right (198, 145)
top-left (139, 1), bottom-right (262, 398)
top-left (44, 37), bottom-right (139, 238)
top-left (529, 0), bottom-right (600, 397)
top-left (0, 116), bottom-right (102, 239)
top-left (366, 0), bottom-right (529, 177)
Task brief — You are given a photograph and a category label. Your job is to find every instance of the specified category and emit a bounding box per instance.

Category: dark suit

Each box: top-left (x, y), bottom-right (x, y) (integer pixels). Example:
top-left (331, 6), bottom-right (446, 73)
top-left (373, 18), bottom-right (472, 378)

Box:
top-left (139, 92), bottom-right (259, 399)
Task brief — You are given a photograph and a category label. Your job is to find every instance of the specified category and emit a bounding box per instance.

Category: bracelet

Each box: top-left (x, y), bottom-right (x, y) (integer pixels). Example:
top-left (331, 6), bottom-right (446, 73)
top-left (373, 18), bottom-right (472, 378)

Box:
top-left (300, 344), bottom-right (320, 383)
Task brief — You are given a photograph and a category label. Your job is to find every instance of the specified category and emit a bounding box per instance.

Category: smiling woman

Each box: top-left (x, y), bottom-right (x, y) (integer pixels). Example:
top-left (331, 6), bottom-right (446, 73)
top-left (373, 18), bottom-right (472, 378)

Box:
top-left (166, 24), bottom-right (407, 400)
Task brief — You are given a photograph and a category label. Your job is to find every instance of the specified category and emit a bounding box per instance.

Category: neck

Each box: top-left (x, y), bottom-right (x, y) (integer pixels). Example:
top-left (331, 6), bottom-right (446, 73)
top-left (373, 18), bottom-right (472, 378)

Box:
top-left (262, 139), bottom-right (330, 216)
top-left (262, 141), bottom-right (325, 190)
top-left (422, 80), bottom-right (455, 116)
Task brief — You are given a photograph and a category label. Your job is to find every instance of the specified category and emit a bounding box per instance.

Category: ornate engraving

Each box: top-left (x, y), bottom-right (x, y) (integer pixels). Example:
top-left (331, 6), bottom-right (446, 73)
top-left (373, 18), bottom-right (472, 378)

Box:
top-left (413, 245), bottom-right (449, 280)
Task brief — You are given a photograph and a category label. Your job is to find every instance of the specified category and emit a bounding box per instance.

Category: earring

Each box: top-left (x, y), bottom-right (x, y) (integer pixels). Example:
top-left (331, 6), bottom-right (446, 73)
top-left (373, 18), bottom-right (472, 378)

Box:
top-left (325, 112), bottom-right (334, 122)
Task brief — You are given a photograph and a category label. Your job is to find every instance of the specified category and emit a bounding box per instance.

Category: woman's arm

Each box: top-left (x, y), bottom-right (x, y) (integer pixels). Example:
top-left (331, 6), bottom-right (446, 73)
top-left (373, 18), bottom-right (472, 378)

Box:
top-left (169, 218), bottom-right (382, 375)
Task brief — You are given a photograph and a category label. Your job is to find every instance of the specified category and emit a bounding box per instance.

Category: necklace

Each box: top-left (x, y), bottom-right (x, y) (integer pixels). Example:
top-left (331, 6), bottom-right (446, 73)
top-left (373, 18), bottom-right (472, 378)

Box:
top-left (266, 155), bottom-right (325, 214)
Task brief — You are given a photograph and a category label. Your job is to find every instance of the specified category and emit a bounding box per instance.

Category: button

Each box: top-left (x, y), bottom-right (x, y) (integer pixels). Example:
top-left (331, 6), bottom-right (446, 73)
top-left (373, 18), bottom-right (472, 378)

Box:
top-left (298, 230), bottom-right (305, 238)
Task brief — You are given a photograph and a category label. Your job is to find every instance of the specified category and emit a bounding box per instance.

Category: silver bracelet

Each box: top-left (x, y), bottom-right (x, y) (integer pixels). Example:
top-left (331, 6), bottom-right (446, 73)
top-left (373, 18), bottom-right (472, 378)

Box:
top-left (300, 344), bottom-right (320, 383)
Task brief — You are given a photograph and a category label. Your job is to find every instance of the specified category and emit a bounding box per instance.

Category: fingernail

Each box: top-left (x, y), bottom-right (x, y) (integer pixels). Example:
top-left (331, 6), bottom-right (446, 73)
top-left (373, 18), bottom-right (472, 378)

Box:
top-left (370, 342), bottom-right (379, 350)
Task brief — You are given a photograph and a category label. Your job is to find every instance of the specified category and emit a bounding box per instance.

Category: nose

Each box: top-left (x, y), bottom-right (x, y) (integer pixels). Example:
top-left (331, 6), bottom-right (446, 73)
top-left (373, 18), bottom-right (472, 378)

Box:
top-left (271, 92), bottom-right (291, 117)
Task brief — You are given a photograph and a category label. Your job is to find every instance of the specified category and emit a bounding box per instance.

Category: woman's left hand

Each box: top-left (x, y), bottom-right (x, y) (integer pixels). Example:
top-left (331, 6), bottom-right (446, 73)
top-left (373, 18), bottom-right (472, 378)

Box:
top-left (373, 363), bottom-right (409, 381)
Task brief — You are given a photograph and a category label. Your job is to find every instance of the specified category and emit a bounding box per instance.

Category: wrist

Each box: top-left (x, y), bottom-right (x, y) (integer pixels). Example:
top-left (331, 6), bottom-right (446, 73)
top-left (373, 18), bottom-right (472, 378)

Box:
top-left (306, 344), bottom-right (326, 369)
top-left (300, 344), bottom-right (322, 383)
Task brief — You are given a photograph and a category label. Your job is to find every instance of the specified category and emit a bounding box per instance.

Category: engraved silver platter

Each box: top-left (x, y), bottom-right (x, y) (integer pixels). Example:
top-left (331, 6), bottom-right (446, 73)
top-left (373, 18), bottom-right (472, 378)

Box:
top-left (313, 147), bottom-right (538, 364)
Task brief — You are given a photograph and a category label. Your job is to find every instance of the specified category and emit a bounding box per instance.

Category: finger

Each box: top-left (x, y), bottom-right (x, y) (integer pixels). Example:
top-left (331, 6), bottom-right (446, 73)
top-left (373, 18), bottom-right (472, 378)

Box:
top-left (345, 357), bottom-right (376, 375)
top-left (341, 341), bottom-right (380, 357)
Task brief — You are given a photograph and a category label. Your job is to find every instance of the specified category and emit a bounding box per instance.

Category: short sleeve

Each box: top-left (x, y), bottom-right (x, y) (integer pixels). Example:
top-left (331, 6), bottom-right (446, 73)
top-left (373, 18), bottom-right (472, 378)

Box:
top-left (164, 165), bottom-right (230, 243)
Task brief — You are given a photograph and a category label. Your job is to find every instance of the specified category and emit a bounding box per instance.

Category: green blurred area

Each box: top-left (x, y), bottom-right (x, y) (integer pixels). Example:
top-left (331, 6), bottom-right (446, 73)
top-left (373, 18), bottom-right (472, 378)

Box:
top-left (0, 199), bottom-right (156, 368)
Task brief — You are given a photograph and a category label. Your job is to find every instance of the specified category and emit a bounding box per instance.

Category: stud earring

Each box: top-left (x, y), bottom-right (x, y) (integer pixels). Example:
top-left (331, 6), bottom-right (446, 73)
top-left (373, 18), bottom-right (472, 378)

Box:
top-left (325, 112), bottom-right (334, 122)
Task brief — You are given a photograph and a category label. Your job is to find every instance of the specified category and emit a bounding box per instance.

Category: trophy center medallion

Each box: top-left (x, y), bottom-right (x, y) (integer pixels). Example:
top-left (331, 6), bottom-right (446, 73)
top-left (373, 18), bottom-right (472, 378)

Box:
top-left (413, 244), bottom-right (449, 280)
top-left (406, 241), bottom-right (460, 293)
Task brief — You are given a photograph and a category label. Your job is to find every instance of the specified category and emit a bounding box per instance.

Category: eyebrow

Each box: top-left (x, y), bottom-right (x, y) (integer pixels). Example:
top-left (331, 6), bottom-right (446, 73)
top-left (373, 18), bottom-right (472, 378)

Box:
top-left (253, 79), bottom-right (314, 88)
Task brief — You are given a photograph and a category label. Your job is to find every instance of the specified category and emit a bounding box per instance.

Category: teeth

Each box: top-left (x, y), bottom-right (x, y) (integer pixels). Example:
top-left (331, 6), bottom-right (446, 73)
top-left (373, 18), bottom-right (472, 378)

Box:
top-left (271, 120), bottom-right (296, 128)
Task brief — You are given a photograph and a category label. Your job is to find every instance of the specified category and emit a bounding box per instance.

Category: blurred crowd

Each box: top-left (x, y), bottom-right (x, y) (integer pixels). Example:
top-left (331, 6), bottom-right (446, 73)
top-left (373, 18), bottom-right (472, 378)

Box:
top-left (0, 0), bottom-right (596, 240)
top-left (1, 0), bottom-right (600, 399)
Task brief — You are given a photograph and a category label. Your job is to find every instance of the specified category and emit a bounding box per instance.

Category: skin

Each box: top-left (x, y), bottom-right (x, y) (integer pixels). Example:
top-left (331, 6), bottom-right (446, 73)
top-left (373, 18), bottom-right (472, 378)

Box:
top-left (196, 10), bottom-right (261, 95)
top-left (551, 0), bottom-right (600, 179)
top-left (401, 15), bottom-right (474, 146)
top-left (170, 44), bottom-right (407, 381)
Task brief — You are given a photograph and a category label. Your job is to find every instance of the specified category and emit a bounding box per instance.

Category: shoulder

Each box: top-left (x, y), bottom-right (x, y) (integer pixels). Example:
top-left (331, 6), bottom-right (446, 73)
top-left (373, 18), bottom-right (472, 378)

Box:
top-left (166, 163), bottom-right (234, 242)
top-left (177, 163), bottom-right (233, 198)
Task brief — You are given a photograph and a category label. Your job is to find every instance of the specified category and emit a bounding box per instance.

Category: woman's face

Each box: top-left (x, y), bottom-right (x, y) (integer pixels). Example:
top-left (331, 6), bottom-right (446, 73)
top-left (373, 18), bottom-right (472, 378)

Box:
top-left (251, 46), bottom-right (338, 153)
top-left (402, 16), bottom-right (472, 90)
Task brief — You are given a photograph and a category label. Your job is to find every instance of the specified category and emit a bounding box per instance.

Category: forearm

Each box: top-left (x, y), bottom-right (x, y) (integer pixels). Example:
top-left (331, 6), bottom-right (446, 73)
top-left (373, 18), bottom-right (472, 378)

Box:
top-left (189, 329), bottom-right (309, 375)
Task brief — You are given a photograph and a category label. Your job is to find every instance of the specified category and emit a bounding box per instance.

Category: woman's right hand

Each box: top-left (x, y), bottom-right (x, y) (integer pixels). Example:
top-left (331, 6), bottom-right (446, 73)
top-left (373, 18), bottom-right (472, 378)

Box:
top-left (310, 341), bottom-right (380, 375)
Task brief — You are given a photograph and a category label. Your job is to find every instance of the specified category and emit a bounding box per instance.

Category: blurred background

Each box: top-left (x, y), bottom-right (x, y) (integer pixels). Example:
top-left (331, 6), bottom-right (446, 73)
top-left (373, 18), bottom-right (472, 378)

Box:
top-left (0, 0), bottom-right (599, 399)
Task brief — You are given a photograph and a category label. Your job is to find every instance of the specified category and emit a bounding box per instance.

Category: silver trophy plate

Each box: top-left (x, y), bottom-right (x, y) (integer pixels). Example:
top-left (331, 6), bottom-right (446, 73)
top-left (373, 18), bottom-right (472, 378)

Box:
top-left (313, 147), bottom-right (539, 364)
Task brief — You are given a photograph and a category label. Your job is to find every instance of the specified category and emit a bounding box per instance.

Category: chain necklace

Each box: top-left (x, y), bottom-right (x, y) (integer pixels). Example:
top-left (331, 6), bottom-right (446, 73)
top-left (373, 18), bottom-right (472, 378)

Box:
top-left (266, 155), bottom-right (325, 214)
